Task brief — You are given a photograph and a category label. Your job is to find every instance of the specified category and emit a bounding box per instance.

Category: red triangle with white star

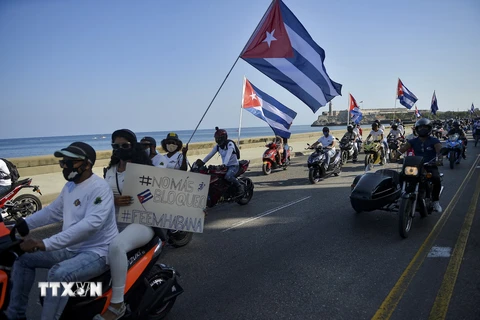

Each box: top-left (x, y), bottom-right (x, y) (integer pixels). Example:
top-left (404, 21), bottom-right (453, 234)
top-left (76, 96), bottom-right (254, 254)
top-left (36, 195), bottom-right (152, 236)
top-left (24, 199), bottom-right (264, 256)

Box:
top-left (241, 0), bottom-right (294, 59)
top-left (242, 79), bottom-right (262, 109)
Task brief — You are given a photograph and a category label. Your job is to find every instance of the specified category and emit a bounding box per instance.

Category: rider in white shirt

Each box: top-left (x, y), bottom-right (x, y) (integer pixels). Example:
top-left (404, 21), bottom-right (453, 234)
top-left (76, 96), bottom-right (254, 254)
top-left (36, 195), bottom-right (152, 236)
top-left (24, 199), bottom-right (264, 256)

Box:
top-left (140, 136), bottom-right (167, 167)
top-left (309, 127), bottom-right (336, 168)
top-left (388, 123), bottom-right (404, 140)
top-left (366, 122), bottom-right (386, 164)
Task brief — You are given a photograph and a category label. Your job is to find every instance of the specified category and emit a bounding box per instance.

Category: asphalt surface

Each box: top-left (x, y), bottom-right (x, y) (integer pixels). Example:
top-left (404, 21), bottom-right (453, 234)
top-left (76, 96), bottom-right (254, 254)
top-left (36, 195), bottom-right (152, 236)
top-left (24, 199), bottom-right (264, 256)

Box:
top-left (23, 142), bottom-right (480, 320)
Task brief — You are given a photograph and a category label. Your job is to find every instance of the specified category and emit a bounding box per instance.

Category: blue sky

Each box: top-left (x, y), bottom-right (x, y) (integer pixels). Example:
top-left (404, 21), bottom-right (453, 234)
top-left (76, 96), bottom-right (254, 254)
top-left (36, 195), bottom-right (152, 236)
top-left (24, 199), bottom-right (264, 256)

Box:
top-left (1, 0), bottom-right (479, 139)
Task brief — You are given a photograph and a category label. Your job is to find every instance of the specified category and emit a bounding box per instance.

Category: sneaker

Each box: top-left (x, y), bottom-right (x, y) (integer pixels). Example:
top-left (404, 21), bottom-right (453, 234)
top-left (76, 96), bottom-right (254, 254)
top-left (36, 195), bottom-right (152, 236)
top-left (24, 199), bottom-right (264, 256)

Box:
top-left (433, 201), bottom-right (442, 213)
top-left (455, 159), bottom-right (460, 164)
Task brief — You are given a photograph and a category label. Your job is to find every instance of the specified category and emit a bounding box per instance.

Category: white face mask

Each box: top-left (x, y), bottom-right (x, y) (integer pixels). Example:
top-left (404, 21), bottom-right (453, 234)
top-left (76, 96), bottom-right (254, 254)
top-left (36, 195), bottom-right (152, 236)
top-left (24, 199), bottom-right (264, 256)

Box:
top-left (166, 144), bottom-right (177, 153)
top-left (145, 148), bottom-right (151, 157)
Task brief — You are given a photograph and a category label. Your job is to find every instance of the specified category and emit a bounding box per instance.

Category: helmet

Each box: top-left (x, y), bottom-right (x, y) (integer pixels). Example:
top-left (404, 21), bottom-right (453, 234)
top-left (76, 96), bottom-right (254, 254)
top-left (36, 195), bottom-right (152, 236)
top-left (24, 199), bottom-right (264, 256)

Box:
top-left (214, 127), bottom-right (228, 146)
top-left (372, 122), bottom-right (378, 129)
top-left (414, 118), bottom-right (432, 137)
top-left (391, 123), bottom-right (398, 130)
top-left (375, 119), bottom-right (380, 124)
top-left (452, 121), bottom-right (459, 128)
top-left (347, 125), bottom-right (353, 133)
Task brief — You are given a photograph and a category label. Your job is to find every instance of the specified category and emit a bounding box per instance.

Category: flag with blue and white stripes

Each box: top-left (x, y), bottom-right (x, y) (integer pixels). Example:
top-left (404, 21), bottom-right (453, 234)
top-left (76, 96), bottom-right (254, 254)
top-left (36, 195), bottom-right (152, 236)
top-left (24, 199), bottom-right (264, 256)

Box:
top-left (240, 0), bottom-right (342, 113)
top-left (137, 189), bottom-right (153, 204)
top-left (397, 79), bottom-right (418, 110)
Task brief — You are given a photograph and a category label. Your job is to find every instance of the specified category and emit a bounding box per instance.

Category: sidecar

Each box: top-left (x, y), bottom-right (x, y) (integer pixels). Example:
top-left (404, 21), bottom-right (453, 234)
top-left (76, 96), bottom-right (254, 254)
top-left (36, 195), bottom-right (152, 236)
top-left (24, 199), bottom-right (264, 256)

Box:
top-left (350, 169), bottom-right (401, 213)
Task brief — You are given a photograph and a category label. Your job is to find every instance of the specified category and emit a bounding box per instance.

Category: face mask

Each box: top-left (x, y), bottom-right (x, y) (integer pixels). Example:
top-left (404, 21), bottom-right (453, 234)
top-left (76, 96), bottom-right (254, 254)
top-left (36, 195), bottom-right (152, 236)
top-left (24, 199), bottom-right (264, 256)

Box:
top-left (166, 144), bottom-right (178, 153)
top-left (62, 167), bottom-right (83, 182)
top-left (145, 148), bottom-right (151, 157)
top-left (114, 148), bottom-right (133, 161)
top-left (417, 128), bottom-right (430, 137)
top-left (323, 132), bottom-right (329, 137)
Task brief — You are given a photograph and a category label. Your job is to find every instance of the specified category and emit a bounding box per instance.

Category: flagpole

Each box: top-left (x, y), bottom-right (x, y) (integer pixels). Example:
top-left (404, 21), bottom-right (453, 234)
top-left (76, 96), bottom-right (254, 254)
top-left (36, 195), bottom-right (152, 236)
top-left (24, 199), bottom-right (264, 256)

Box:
top-left (186, 0), bottom-right (276, 145)
top-left (393, 78), bottom-right (398, 123)
top-left (238, 76), bottom-right (247, 145)
top-left (347, 93), bottom-right (350, 126)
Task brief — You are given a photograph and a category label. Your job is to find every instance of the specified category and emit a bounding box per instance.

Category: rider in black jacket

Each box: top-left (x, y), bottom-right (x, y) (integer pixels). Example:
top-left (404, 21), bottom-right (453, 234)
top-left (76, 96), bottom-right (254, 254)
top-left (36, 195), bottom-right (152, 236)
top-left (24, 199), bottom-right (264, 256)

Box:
top-left (447, 121), bottom-right (467, 159)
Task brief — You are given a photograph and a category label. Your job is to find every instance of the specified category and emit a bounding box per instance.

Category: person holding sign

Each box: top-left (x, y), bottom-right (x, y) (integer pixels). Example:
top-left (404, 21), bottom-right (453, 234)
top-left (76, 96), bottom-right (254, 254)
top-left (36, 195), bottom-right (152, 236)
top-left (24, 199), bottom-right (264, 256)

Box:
top-left (200, 127), bottom-right (244, 196)
top-left (98, 129), bottom-right (154, 320)
top-left (160, 132), bottom-right (189, 171)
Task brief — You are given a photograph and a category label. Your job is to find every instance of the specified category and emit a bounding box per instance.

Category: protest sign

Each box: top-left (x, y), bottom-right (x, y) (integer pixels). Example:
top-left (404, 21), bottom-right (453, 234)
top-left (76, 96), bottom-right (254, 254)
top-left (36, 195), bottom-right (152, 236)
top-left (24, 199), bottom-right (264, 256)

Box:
top-left (118, 163), bottom-right (210, 233)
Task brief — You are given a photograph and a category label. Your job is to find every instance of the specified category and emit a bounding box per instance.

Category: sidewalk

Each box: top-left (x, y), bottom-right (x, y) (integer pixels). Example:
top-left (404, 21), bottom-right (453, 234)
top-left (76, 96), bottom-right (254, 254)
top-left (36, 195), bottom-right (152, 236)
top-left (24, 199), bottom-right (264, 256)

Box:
top-left (17, 129), bottom-right (355, 205)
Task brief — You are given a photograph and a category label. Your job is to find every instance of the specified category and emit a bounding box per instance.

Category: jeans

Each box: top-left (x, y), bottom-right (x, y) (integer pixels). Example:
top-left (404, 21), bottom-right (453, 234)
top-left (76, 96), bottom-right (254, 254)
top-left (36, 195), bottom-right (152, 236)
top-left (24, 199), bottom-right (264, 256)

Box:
top-left (324, 148), bottom-right (336, 168)
top-left (426, 166), bottom-right (442, 201)
top-left (0, 185), bottom-right (11, 195)
top-left (225, 165), bottom-right (240, 187)
top-left (108, 223), bottom-right (154, 303)
top-left (6, 249), bottom-right (108, 320)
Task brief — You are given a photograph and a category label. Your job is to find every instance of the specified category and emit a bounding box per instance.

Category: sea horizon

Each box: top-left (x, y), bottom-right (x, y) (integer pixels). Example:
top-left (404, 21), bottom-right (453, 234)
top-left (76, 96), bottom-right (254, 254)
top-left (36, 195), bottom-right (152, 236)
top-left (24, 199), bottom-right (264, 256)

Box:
top-left (0, 124), bottom-right (348, 159)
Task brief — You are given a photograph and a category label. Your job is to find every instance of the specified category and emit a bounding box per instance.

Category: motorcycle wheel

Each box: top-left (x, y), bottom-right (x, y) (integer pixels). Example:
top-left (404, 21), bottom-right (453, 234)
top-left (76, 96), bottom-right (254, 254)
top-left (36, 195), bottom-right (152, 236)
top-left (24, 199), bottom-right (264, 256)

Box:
top-left (237, 178), bottom-right (254, 205)
top-left (449, 151), bottom-right (455, 169)
top-left (398, 198), bottom-right (414, 238)
top-left (168, 230), bottom-right (193, 248)
top-left (8, 194), bottom-right (42, 221)
top-left (308, 168), bottom-right (321, 184)
top-left (475, 135), bottom-right (479, 147)
top-left (364, 154), bottom-right (373, 169)
top-left (146, 265), bottom-right (178, 320)
top-left (262, 162), bottom-right (272, 175)
top-left (283, 157), bottom-right (290, 170)
top-left (341, 151), bottom-right (348, 165)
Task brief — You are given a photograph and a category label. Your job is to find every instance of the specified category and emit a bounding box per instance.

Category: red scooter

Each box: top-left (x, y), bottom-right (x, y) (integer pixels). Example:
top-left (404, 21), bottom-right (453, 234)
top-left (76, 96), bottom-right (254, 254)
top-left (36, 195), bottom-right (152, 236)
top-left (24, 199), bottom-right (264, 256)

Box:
top-left (0, 216), bottom-right (183, 320)
top-left (262, 143), bottom-right (292, 175)
top-left (0, 178), bottom-right (42, 222)
top-left (191, 160), bottom-right (254, 208)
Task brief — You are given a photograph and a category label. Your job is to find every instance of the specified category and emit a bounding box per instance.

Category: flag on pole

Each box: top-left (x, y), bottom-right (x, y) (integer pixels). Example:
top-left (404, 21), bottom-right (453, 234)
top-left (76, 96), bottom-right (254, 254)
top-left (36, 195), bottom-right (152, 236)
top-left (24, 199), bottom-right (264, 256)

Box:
top-left (242, 77), bottom-right (297, 138)
top-left (471, 103), bottom-right (475, 114)
top-left (415, 105), bottom-right (421, 118)
top-left (431, 91), bottom-right (438, 115)
top-left (240, 0), bottom-right (342, 113)
top-left (397, 79), bottom-right (418, 109)
top-left (349, 93), bottom-right (363, 124)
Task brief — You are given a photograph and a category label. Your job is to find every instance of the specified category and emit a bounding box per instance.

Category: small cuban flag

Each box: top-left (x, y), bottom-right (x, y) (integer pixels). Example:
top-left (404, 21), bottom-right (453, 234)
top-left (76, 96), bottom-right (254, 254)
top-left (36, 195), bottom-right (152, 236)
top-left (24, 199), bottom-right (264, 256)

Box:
top-left (415, 105), bottom-right (421, 118)
top-left (349, 93), bottom-right (363, 124)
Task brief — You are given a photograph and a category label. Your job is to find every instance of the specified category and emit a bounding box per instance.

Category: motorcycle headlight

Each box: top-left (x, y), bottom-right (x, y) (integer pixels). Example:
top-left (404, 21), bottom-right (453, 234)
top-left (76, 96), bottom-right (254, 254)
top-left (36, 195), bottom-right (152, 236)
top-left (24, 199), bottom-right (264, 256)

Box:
top-left (404, 166), bottom-right (418, 176)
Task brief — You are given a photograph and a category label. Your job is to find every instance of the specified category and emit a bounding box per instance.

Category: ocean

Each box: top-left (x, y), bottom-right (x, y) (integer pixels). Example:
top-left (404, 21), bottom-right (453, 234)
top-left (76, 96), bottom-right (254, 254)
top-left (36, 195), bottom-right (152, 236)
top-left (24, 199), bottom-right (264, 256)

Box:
top-left (0, 125), bottom-right (347, 158)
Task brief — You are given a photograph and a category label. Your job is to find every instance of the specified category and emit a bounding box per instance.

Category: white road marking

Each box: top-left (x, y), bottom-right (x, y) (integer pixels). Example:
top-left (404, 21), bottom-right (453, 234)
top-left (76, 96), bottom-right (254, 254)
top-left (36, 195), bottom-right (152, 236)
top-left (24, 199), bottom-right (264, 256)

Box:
top-left (222, 196), bottom-right (311, 232)
top-left (427, 246), bottom-right (452, 258)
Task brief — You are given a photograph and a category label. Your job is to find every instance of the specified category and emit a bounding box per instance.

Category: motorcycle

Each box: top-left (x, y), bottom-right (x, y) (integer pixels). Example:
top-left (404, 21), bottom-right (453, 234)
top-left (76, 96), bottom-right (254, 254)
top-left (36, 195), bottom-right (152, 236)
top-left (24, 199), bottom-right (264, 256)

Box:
top-left (387, 136), bottom-right (403, 163)
top-left (397, 156), bottom-right (444, 238)
top-left (339, 137), bottom-right (356, 164)
top-left (0, 178), bottom-right (42, 221)
top-left (191, 160), bottom-right (254, 208)
top-left (261, 142), bottom-right (292, 175)
top-left (432, 126), bottom-right (446, 140)
top-left (356, 137), bottom-right (363, 153)
top-left (306, 145), bottom-right (342, 184)
top-left (363, 140), bottom-right (384, 171)
top-left (473, 127), bottom-right (480, 147)
top-left (350, 157), bottom-right (443, 238)
top-left (445, 134), bottom-right (463, 169)
top-left (0, 216), bottom-right (183, 320)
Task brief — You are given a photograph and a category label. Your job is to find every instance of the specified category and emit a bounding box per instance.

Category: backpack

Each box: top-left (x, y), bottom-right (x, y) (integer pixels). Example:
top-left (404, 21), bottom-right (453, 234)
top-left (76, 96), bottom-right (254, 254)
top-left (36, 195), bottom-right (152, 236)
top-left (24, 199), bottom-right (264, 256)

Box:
top-left (217, 139), bottom-right (240, 159)
top-left (0, 158), bottom-right (20, 183)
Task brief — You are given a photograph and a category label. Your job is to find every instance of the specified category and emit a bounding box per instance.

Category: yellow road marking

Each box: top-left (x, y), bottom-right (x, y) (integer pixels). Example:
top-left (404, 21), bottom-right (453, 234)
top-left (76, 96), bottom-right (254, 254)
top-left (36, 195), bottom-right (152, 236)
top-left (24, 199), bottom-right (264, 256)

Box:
top-left (372, 155), bottom-right (480, 320)
top-left (428, 171), bottom-right (480, 319)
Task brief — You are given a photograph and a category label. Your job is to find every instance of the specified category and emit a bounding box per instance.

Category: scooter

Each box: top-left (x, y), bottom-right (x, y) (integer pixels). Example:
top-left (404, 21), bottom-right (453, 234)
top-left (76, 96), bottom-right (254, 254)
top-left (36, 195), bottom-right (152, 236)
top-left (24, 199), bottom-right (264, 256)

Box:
top-left (261, 142), bottom-right (292, 175)
top-left (339, 137), bottom-right (356, 164)
top-left (306, 145), bottom-right (342, 184)
top-left (0, 217), bottom-right (183, 320)
top-left (0, 178), bottom-right (42, 221)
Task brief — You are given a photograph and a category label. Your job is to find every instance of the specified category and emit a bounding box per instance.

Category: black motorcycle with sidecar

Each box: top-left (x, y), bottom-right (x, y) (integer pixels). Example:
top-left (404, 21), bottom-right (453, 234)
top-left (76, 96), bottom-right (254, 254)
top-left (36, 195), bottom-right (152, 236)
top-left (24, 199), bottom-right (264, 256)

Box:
top-left (350, 155), bottom-right (443, 238)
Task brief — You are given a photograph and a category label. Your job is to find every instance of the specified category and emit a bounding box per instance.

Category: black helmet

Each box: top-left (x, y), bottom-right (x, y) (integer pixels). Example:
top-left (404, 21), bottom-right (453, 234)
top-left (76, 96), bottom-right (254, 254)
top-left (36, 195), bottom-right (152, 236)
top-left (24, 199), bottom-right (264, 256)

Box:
top-left (415, 118), bottom-right (432, 137)
top-left (214, 127), bottom-right (228, 146)
top-left (375, 119), bottom-right (380, 124)
top-left (452, 121), bottom-right (459, 128)
top-left (372, 122), bottom-right (378, 129)
top-left (347, 125), bottom-right (353, 133)
top-left (322, 126), bottom-right (330, 133)
top-left (391, 123), bottom-right (398, 130)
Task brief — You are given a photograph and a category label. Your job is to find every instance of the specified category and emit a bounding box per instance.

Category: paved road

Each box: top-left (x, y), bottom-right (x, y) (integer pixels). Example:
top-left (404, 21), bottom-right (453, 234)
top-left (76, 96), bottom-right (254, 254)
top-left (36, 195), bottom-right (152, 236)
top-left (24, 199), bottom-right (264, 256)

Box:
top-left (24, 143), bottom-right (480, 320)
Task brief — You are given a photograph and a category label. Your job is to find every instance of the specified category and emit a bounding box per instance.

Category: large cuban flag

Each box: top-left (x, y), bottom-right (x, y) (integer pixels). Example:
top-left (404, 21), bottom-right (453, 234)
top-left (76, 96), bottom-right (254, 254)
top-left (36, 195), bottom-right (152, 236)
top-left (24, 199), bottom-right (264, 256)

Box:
top-left (349, 93), bottom-right (363, 124)
top-left (242, 77), bottom-right (297, 138)
top-left (397, 78), bottom-right (418, 110)
top-left (240, 0), bottom-right (342, 113)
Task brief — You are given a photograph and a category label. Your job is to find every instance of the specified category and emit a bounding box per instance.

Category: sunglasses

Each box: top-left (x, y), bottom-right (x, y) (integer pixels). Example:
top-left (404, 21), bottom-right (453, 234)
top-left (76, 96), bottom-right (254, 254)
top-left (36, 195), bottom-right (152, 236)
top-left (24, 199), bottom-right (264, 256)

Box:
top-left (111, 143), bottom-right (131, 150)
top-left (59, 159), bottom-right (83, 169)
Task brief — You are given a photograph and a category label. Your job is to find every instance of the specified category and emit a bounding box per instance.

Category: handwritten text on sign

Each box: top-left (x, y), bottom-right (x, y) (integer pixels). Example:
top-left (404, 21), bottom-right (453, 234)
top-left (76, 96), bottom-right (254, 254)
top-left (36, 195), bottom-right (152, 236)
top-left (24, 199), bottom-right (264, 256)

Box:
top-left (119, 163), bottom-right (210, 233)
